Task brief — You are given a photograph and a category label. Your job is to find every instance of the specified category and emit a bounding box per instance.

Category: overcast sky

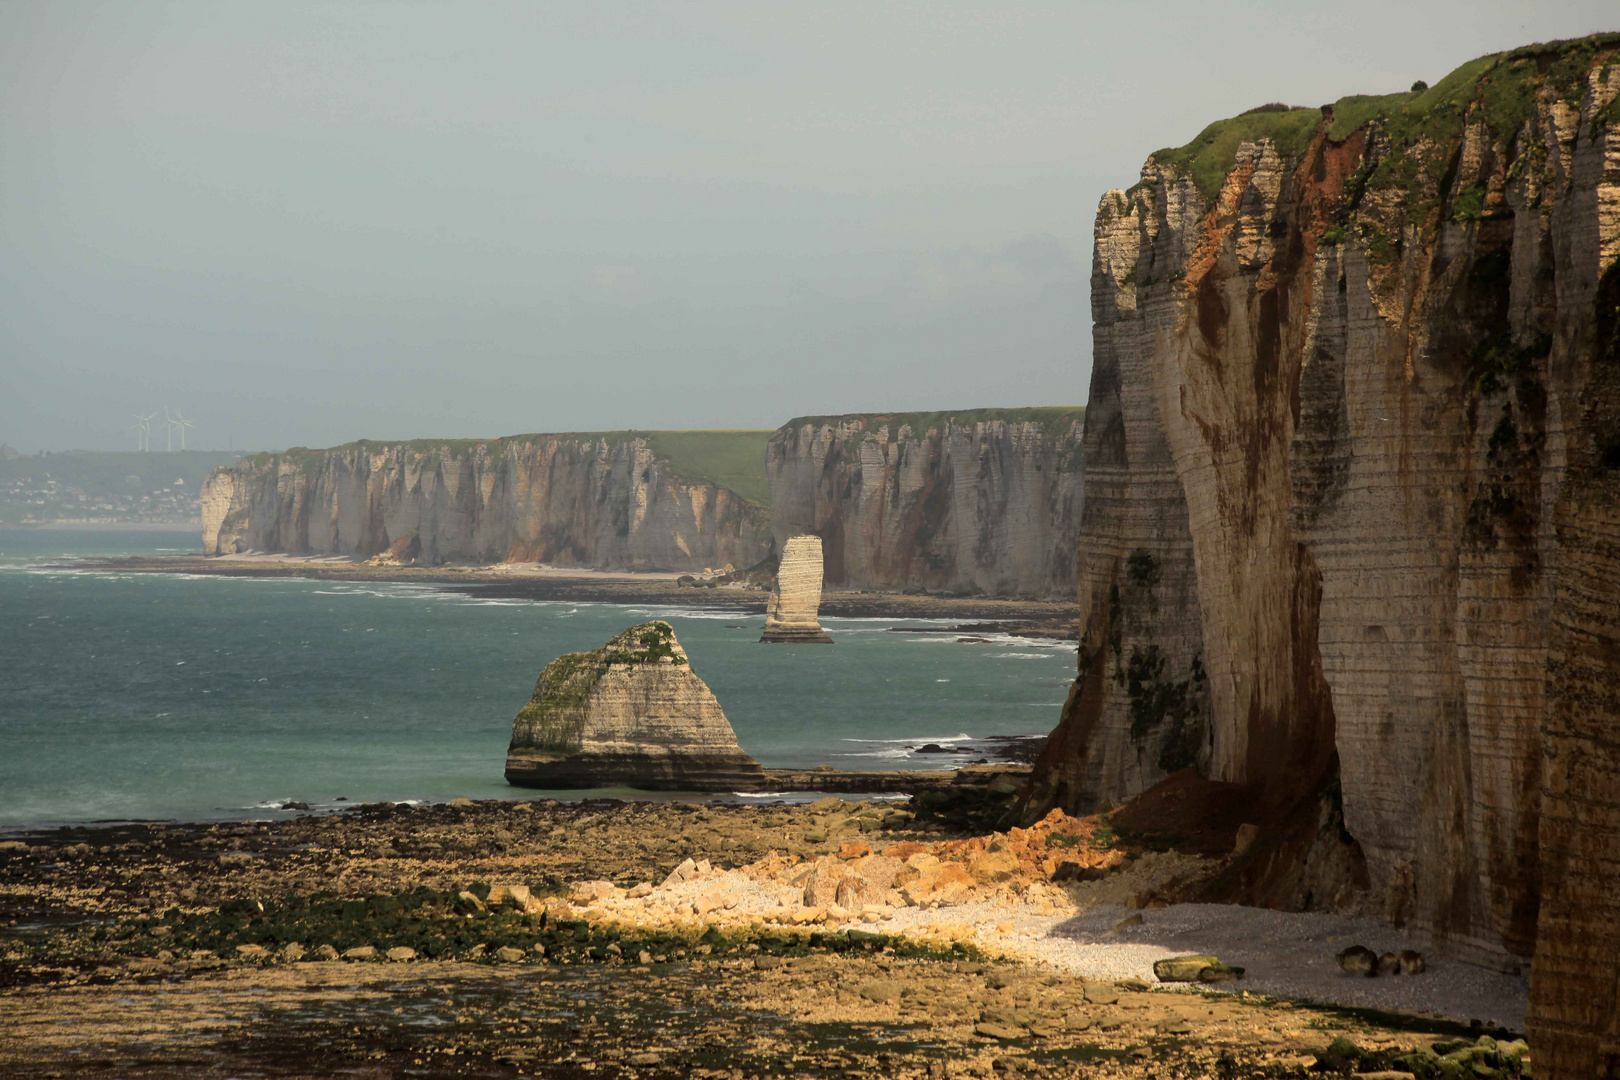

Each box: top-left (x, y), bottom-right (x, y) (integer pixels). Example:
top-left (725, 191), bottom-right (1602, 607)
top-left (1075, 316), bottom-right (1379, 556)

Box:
top-left (2, 1), bottom-right (1612, 452)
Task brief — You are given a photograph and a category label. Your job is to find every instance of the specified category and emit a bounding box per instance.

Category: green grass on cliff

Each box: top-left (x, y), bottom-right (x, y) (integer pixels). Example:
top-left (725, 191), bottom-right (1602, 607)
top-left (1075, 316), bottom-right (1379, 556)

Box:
top-left (638, 430), bottom-right (772, 507)
top-left (779, 406), bottom-right (1086, 442)
top-left (1150, 104), bottom-right (1324, 205)
top-left (244, 430), bottom-right (775, 508)
top-left (1148, 33), bottom-right (1620, 206)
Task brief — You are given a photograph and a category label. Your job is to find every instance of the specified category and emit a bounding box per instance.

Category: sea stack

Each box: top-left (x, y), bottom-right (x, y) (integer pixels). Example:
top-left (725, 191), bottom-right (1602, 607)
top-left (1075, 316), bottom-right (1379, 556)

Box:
top-left (760, 534), bottom-right (832, 643)
top-left (504, 621), bottom-right (765, 791)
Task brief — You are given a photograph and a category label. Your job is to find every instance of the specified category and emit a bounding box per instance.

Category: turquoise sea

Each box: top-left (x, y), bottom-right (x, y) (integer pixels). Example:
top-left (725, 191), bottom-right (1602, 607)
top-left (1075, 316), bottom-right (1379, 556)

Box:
top-left (0, 529), bottom-right (1076, 827)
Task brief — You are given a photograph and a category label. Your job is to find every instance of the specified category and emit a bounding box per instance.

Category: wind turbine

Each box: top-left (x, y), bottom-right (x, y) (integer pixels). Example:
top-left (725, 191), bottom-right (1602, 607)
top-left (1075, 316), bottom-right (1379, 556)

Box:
top-left (128, 417), bottom-right (145, 451)
top-left (130, 411), bottom-right (156, 452)
top-left (161, 407), bottom-right (176, 452)
top-left (174, 408), bottom-right (195, 450)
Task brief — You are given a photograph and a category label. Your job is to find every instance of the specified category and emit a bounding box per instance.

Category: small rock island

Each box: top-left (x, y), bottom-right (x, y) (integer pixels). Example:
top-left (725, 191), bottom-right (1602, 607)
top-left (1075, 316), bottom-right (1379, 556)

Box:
top-left (504, 621), bottom-right (765, 791)
top-left (760, 534), bottom-right (832, 643)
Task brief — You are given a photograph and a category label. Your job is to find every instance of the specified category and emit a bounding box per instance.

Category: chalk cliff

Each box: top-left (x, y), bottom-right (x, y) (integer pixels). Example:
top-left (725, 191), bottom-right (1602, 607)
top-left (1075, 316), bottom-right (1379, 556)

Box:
top-left (1022, 36), bottom-right (1620, 1075)
top-left (200, 433), bottom-right (772, 573)
top-left (1531, 217), bottom-right (1620, 1079)
top-left (761, 534), bottom-right (832, 643)
top-left (504, 621), bottom-right (764, 790)
top-left (766, 408), bottom-right (1085, 598)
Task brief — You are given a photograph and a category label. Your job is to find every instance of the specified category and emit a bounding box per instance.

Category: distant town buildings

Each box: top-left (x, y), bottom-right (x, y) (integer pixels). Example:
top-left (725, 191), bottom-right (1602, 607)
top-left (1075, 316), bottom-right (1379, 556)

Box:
top-left (0, 451), bottom-right (243, 525)
top-left (1, 472), bottom-right (200, 524)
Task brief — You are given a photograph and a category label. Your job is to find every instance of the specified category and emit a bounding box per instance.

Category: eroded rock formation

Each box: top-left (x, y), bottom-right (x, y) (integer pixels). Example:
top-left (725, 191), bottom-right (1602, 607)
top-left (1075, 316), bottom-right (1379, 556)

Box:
top-left (200, 434), bottom-right (771, 573)
top-left (767, 408), bottom-right (1085, 598)
top-left (1528, 248), bottom-right (1620, 1079)
top-left (504, 621), bottom-right (764, 791)
top-left (1022, 36), bottom-right (1620, 1077)
top-left (761, 534), bottom-right (832, 643)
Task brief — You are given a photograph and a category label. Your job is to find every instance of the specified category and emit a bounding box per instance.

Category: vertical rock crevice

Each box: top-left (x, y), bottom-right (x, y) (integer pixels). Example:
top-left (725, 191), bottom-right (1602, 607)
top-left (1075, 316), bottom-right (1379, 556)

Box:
top-left (1027, 40), bottom-right (1620, 1046)
top-left (766, 408), bottom-right (1086, 599)
top-left (201, 435), bottom-right (773, 574)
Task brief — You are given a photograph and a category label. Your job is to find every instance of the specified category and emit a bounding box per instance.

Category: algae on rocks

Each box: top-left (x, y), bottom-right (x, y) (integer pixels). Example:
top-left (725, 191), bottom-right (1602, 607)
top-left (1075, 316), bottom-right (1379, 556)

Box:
top-left (505, 621), bottom-right (764, 791)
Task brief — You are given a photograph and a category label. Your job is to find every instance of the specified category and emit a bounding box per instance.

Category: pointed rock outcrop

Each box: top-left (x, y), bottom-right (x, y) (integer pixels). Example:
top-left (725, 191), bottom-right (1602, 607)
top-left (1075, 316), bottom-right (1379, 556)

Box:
top-left (760, 534), bottom-right (832, 643)
top-left (504, 621), bottom-right (764, 791)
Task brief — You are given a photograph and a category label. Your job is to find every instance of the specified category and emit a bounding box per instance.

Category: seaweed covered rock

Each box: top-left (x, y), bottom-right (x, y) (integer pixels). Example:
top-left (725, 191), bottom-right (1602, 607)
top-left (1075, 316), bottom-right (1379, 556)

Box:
top-left (761, 534), bottom-right (833, 643)
top-left (504, 621), bottom-right (764, 791)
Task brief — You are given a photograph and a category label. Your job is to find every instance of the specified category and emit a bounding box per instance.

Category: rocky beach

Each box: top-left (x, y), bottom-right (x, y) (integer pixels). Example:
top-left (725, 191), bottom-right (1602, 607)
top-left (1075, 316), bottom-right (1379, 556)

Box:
top-left (7, 20), bottom-right (1618, 1080)
top-left (0, 794), bottom-right (1530, 1079)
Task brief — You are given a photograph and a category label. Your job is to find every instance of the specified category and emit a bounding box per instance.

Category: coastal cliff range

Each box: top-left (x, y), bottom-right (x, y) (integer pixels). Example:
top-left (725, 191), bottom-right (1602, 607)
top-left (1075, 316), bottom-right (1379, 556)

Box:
top-left (201, 411), bottom-right (1089, 597)
top-left (201, 431), bottom-right (773, 573)
top-left (767, 407), bottom-right (1085, 598)
top-left (1022, 35), bottom-right (1619, 1079)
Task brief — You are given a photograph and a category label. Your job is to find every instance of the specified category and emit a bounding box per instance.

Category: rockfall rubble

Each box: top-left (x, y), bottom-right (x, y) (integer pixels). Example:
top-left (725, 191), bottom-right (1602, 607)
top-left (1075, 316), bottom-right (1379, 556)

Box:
top-left (760, 534), bottom-right (832, 643)
top-left (504, 621), bottom-right (765, 790)
top-left (1022, 35), bottom-right (1620, 1079)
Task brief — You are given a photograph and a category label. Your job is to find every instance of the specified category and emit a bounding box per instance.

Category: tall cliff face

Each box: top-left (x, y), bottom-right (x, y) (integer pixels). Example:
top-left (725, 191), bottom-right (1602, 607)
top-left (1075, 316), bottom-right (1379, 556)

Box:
top-left (766, 408), bottom-right (1085, 598)
top-left (1531, 253), bottom-right (1620, 1079)
top-left (201, 434), bottom-right (772, 573)
top-left (1026, 34), bottom-right (1620, 1055)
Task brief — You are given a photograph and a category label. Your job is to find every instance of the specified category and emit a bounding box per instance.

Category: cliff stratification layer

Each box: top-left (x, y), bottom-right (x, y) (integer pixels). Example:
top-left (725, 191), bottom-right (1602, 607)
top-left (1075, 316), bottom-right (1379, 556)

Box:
top-left (1021, 36), bottom-right (1620, 1077)
top-left (201, 433), bottom-right (772, 573)
top-left (761, 534), bottom-right (832, 643)
top-left (504, 621), bottom-right (764, 791)
top-left (766, 408), bottom-right (1085, 598)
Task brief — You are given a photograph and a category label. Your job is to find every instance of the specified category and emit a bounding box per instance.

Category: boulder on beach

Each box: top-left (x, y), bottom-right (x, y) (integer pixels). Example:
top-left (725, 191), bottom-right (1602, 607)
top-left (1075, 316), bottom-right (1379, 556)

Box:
top-left (504, 620), bottom-right (765, 791)
top-left (761, 535), bottom-right (832, 643)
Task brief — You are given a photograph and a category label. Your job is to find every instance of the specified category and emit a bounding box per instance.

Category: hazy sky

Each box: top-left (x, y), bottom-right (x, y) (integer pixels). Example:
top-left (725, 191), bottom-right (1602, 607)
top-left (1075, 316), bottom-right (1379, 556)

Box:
top-left (3, 2), bottom-right (1612, 451)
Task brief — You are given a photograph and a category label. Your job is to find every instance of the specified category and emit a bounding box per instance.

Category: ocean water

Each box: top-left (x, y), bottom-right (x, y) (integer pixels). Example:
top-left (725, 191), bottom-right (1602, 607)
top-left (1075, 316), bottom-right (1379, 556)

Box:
top-left (0, 529), bottom-right (1076, 827)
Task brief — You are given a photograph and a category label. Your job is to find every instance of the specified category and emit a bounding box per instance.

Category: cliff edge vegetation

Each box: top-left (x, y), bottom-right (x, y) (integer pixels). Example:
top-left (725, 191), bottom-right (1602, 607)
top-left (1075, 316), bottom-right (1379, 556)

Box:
top-left (1023, 34), bottom-right (1620, 1080)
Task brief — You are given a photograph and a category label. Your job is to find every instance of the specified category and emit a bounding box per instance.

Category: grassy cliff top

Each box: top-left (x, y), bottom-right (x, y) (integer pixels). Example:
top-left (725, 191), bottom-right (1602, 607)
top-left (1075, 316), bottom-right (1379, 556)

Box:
top-left (639, 431), bottom-right (772, 507)
top-left (779, 406), bottom-right (1085, 441)
top-left (242, 430), bottom-right (775, 508)
top-left (1147, 33), bottom-right (1620, 204)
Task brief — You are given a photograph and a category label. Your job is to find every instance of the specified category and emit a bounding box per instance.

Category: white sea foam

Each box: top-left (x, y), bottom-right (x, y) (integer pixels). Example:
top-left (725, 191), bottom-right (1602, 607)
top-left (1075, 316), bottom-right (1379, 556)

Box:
top-left (839, 747), bottom-right (923, 760)
top-left (620, 606), bottom-right (754, 620)
top-left (843, 733), bottom-right (974, 744)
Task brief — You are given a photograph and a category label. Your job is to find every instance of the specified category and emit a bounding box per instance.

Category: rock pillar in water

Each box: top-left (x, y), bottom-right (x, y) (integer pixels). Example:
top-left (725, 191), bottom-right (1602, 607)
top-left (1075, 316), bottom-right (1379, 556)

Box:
top-left (504, 621), bottom-right (764, 791)
top-left (761, 534), bottom-right (832, 643)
